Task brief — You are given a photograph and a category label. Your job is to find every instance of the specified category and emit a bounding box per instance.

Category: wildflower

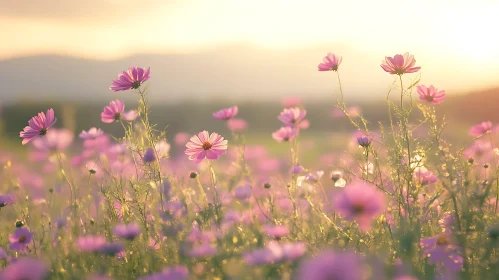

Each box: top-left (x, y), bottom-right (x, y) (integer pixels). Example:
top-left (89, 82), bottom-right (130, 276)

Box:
top-left (469, 121), bottom-right (495, 136)
top-left (278, 107), bottom-right (307, 128)
top-left (9, 227), bottom-right (34, 252)
top-left (227, 118), bottom-right (248, 132)
top-left (31, 128), bottom-right (73, 153)
top-left (155, 140), bottom-right (171, 158)
top-left (110, 66), bottom-right (150, 92)
top-left (113, 222), bottom-right (141, 240)
top-left (188, 243), bottom-right (217, 258)
top-left (76, 235), bottom-right (107, 252)
top-left (143, 148), bottom-right (156, 163)
top-left (212, 106), bottom-right (238, 120)
top-left (333, 181), bottom-right (386, 232)
top-left (413, 167), bottom-right (438, 185)
top-left (318, 53), bottom-right (342, 71)
top-left (0, 247), bottom-right (7, 260)
top-left (296, 250), bottom-right (363, 280)
top-left (356, 135), bottom-right (372, 148)
top-left (0, 194), bottom-right (14, 207)
top-left (19, 108), bottom-right (57, 145)
top-left (330, 170), bottom-right (346, 188)
top-left (272, 127), bottom-right (298, 142)
top-left (0, 258), bottom-right (48, 280)
top-left (417, 85), bottom-right (446, 104)
top-left (185, 131), bottom-right (228, 163)
top-left (100, 100), bottom-right (138, 123)
top-left (98, 242), bottom-right (124, 255)
top-left (263, 225), bottom-right (289, 239)
top-left (420, 232), bottom-right (463, 271)
top-left (79, 127), bottom-right (104, 140)
top-left (291, 165), bottom-right (305, 174)
top-left (380, 52), bottom-right (420, 75)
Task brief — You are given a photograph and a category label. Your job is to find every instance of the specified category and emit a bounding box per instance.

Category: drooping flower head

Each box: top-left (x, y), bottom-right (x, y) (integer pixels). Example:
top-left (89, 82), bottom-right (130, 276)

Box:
top-left (185, 131), bottom-right (228, 163)
top-left (79, 127), bottom-right (104, 140)
top-left (9, 227), bottom-right (34, 252)
top-left (333, 181), bottom-right (386, 232)
top-left (469, 121), bottom-right (495, 137)
top-left (381, 52), bottom-right (420, 75)
top-left (318, 53), bottom-right (343, 71)
top-left (278, 107), bottom-right (307, 128)
top-left (272, 127), bottom-right (298, 143)
top-left (296, 250), bottom-right (363, 280)
top-left (100, 100), bottom-right (138, 123)
top-left (212, 106), bottom-right (238, 120)
top-left (417, 85), bottom-right (446, 105)
top-left (19, 108), bottom-right (57, 145)
top-left (110, 66), bottom-right (150, 92)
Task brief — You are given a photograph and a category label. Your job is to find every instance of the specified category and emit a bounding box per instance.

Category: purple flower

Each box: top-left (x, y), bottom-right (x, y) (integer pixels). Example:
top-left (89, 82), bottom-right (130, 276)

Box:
top-left (243, 247), bottom-right (282, 266)
top-left (420, 232), bottom-right (463, 271)
top-left (212, 106), bottom-right (238, 120)
top-left (356, 135), bottom-right (372, 148)
top-left (113, 223), bottom-right (141, 240)
top-left (296, 250), bottom-right (363, 280)
top-left (333, 181), bottom-right (386, 232)
top-left (79, 127), bottom-right (104, 140)
top-left (76, 235), bottom-right (107, 252)
top-left (143, 148), bottom-right (156, 163)
top-left (101, 100), bottom-right (138, 123)
top-left (277, 107), bottom-right (307, 128)
top-left (19, 108), bottom-right (57, 145)
top-left (185, 131), bottom-right (228, 163)
top-left (263, 225), bottom-right (289, 239)
top-left (98, 242), bottom-right (125, 255)
top-left (291, 165), bottom-right (305, 174)
top-left (272, 127), bottom-right (298, 142)
top-left (110, 66), bottom-right (150, 92)
top-left (188, 243), bottom-right (217, 258)
top-left (0, 194), bottom-right (15, 207)
top-left (0, 258), bottom-right (48, 280)
top-left (9, 228), bottom-right (34, 252)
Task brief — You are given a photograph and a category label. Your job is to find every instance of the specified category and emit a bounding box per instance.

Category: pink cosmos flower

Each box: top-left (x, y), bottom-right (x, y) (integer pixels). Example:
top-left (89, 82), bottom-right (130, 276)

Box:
top-left (278, 107), bottom-right (307, 128)
top-left (272, 127), bottom-right (298, 142)
top-left (413, 167), bottom-right (438, 185)
top-left (19, 108), bottom-right (57, 145)
top-left (318, 53), bottom-right (342, 71)
top-left (333, 181), bottom-right (386, 232)
top-left (77, 235), bottom-right (107, 252)
top-left (417, 85), bottom-right (446, 104)
top-left (227, 118), bottom-right (248, 132)
top-left (31, 128), bottom-right (74, 152)
top-left (420, 232), bottom-right (463, 271)
top-left (9, 228), bottom-right (34, 252)
top-left (380, 52), bottom-right (421, 75)
top-left (185, 131), bottom-right (228, 163)
top-left (109, 66), bottom-right (150, 92)
top-left (79, 127), bottom-right (104, 140)
top-left (296, 250), bottom-right (363, 280)
top-left (0, 258), bottom-right (49, 280)
top-left (469, 121), bottom-right (496, 136)
top-left (212, 106), bottom-right (238, 120)
top-left (100, 100), bottom-right (138, 123)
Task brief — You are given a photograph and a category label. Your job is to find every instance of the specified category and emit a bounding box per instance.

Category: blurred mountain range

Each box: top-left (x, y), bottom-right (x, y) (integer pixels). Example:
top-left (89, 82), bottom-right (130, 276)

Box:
top-left (0, 45), bottom-right (473, 104)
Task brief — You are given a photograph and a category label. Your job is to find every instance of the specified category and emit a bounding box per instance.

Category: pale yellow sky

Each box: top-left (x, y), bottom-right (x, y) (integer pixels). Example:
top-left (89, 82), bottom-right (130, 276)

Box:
top-left (1, 0), bottom-right (499, 94)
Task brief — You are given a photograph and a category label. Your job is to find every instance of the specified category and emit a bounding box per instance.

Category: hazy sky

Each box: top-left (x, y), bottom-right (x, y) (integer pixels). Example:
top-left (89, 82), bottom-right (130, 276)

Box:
top-left (1, 0), bottom-right (499, 93)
